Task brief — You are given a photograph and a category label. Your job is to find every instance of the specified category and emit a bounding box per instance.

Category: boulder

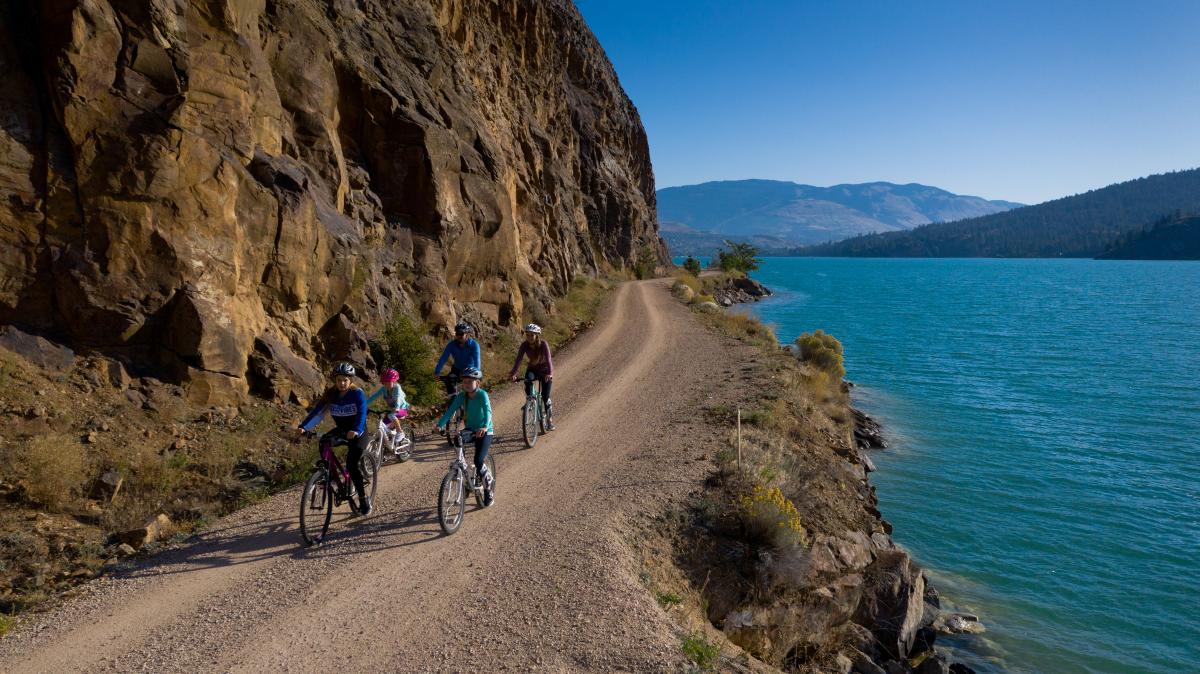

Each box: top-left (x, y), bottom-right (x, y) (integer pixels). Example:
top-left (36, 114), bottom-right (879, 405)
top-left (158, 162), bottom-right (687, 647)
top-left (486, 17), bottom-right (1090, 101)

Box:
top-left (247, 333), bottom-right (324, 402)
top-left (117, 514), bottom-right (174, 550)
top-left (853, 550), bottom-right (926, 661)
top-left (932, 613), bottom-right (985, 635)
top-left (697, 301), bottom-right (722, 314)
top-left (0, 326), bottom-right (75, 372)
top-left (915, 653), bottom-right (950, 674)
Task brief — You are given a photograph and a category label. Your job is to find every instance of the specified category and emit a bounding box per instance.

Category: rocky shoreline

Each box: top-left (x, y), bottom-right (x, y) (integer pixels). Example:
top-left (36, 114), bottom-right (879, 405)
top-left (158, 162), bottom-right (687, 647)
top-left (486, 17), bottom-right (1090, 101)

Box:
top-left (850, 404), bottom-right (985, 674)
top-left (694, 280), bottom-right (984, 673)
top-left (710, 275), bottom-right (774, 307)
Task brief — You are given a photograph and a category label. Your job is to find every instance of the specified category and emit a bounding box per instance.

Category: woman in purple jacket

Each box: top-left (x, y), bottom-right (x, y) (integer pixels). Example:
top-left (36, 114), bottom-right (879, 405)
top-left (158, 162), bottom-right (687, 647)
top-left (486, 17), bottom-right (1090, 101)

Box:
top-left (508, 323), bottom-right (555, 431)
top-left (296, 362), bottom-right (372, 515)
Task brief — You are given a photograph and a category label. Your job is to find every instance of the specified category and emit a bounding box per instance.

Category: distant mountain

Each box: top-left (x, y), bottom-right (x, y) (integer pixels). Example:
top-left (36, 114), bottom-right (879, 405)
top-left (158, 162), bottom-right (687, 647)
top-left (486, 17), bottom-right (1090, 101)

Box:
top-left (1097, 215), bottom-right (1200, 260)
top-left (657, 179), bottom-right (1020, 255)
top-left (798, 168), bottom-right (1200, 258)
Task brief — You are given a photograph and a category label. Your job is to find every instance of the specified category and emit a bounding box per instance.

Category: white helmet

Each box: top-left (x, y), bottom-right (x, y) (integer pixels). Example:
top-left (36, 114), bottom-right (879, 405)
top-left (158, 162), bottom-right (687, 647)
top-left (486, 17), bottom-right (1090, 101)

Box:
top-left (524, 323), bottom-right (542, 334)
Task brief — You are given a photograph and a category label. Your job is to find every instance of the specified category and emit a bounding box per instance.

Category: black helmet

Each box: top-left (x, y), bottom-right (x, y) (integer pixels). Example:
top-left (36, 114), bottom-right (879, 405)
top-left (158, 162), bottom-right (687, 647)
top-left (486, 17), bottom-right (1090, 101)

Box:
top-left (332, 362), bottom-right (356, 377)
top-left (460, 367), bottom-right (483, 380)
top-left (454, 322), bottom-right (473, 335)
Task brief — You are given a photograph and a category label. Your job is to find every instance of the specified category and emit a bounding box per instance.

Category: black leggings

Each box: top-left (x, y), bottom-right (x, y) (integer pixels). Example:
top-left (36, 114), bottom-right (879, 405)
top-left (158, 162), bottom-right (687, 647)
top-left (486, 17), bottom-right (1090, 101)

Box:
top-left (323, 430), bottom-right (368, 500)
top-left (471, 432), bottom-right (494, 472)
top-left (523, 370), bottom-right (552, 407)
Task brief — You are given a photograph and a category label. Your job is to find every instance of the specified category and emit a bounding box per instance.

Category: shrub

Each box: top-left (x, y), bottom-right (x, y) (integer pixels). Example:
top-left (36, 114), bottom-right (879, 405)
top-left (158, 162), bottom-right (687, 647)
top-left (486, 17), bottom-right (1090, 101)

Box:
top-left (13, 433), bottom-right (90, 512)
top-left (656, 590), bottom-right (683, 607)
top-left (716, 241), bottom-right (760, 273)
top-left (635, 245), bottom-right (659, 280)
top-left (681, 632), bottom-right (721, 671)
top-left (795, 329), bottom-right (845, 380)
top-left (682, 256), bottom-right (703, 276)
top-left (369, 311), bottom-right (440, 407)
top-left (739, 484), bottom-right (807, 549)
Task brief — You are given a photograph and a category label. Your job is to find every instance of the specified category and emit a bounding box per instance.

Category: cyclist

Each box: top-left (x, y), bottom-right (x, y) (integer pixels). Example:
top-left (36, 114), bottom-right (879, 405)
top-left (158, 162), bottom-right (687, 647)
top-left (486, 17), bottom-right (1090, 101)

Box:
top-left (508, 323), bottom-right (555, 431)
top-left (366, 368), bottom-right (409, 452)
top-left (434, 322), bottom-right (481, 396)
top-left (296, 362), bottom-right (372, 515)
top-left (434, 367), bottom-right (494, 506)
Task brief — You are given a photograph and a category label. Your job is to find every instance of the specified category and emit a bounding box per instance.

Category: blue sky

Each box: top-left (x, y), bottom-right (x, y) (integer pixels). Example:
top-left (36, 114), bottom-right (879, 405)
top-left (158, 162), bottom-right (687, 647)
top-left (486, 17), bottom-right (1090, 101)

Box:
top-left (575, 0), bottom-right (1200, 205)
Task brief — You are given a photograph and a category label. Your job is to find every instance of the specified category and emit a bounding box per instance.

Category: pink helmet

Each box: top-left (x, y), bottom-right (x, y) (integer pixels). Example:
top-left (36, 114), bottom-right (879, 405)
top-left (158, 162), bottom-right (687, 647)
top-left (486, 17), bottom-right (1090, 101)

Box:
top-left (381, 368), bottom-right (399, 383)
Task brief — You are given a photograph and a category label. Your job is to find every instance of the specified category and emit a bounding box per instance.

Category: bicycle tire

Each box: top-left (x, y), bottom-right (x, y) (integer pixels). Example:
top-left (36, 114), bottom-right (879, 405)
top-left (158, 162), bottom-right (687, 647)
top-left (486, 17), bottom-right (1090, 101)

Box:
top-left (522, 399), bottom-right (539, 448)
top-left (396, 419), bottom-right (415, 462)
top-left (358, 452), bottom-right (379, 514)
top-left (476, 454), bottom-right (497, 508)
top-left (438, 468), bottom-right (466, 535)
top-left (300, 469), bottom-right (333, 546)
top-left (366, 431), bottom-right (384, 466)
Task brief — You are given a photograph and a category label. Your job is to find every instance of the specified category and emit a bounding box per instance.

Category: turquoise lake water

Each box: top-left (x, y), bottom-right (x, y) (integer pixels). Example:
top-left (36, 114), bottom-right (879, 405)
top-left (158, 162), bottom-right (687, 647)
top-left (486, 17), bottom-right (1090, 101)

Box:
top-left (736, 258), bottom-right (1199, 673)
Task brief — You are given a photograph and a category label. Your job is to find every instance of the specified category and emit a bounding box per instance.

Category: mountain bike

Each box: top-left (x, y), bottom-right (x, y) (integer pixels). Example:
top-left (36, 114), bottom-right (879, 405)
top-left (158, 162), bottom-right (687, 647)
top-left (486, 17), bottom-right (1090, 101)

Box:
top-left (521, 374), bottom-right (548, 448)
top-left (366, 410), bottom-right (414, 465)
top-left (436, 428), bottom-right (496, 535)
top-left (298, 431), bottom-right (379, 546)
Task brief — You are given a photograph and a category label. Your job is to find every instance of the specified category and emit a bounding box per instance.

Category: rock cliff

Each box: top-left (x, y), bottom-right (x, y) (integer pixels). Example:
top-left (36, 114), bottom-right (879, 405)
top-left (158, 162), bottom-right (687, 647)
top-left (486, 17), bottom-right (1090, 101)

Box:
top-left (0, 0), bottom-right (663, 403)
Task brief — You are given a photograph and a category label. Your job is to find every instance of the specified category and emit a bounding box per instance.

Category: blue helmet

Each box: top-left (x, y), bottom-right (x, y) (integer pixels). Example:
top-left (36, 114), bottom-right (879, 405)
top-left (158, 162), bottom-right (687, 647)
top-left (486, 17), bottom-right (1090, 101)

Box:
top-left (332, 362), bottom-right (356, 377)
top-left (460, 367), bottom-right (483, 380)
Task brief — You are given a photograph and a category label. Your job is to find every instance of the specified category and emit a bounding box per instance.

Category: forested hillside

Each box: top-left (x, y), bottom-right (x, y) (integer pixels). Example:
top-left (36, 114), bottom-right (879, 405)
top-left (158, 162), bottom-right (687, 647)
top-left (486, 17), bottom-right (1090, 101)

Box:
top-left (798, 169), bottom-right (1200, 257)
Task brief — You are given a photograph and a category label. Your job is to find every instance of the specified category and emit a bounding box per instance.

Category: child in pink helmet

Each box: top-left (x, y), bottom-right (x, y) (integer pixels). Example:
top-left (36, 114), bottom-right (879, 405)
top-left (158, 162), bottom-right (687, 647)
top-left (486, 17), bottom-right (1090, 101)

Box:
top-left (366, 368), bottom-right (409, 452)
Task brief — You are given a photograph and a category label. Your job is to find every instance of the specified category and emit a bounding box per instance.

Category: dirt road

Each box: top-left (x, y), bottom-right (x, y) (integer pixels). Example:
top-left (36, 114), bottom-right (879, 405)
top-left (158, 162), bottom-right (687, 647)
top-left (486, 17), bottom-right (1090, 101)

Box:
top-left (0, 280), bottom-right (755, 673)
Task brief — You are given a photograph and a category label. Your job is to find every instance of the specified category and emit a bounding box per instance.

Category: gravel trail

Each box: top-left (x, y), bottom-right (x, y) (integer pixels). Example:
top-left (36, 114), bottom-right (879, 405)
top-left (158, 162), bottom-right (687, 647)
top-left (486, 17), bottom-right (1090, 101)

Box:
top-left (0, 280), bottom-right (754, 673)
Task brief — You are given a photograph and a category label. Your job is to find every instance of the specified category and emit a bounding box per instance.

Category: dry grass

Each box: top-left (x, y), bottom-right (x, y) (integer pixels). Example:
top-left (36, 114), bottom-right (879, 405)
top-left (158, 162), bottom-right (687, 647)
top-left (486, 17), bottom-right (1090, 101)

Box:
top-left (7, 433), bottom-right (90, 513)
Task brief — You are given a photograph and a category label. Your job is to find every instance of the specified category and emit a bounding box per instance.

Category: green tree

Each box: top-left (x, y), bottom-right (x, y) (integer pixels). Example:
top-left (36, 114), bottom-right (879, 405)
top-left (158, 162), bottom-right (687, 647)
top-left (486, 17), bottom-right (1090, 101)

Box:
top-left (368, 312), bottom-right (441, 406)
top-left (682, 256), bottom-right (702, 275)
top-left (635, 245), bottom-right (659, 279)
top-left (716, 241), bottom-right (760, 273)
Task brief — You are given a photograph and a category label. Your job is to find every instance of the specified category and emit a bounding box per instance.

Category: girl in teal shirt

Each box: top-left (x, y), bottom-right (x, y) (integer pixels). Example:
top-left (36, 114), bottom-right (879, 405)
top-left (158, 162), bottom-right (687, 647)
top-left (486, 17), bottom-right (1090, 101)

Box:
top-left (435, 367), bottom-right (494, 504)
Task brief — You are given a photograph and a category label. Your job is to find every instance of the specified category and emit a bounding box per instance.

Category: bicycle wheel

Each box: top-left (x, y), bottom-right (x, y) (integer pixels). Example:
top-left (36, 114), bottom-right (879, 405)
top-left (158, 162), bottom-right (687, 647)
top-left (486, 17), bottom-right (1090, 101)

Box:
top-left (475, 454), bottom-right (497, 508)
top-left (300, 469), bottom-right (333, 546)
top-left (438, 468), bottom-right (466, 535)
top-left (357, 452), bottom-right (379, 514)
top-left (366, 432), bottom-right (385, 466)
top-left (396, 418), bottom-right (415, 462)
top-left (522, 399), bottom-right (539, 448)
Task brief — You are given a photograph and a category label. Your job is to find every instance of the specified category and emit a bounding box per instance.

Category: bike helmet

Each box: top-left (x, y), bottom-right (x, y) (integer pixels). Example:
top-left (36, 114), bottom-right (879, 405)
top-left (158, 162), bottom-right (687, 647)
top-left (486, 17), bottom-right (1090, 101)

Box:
top-left (460, 367), bottom-right (483, 380)
top-left (454, 322), bottom-right (473, 335)
top-left (524, 323), bottom-right (542, 334)
top-left (332, 362), bottom-right (356, 377)
top-left (380, 368), bottom-right (399, 383)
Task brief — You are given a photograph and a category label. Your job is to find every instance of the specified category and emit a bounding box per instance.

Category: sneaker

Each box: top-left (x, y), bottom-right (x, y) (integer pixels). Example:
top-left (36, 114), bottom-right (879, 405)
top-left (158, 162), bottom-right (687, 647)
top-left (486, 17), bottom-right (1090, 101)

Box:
top-left (483, 489), bottom-right (495, 507)
top-left (545, 420), bottom-right (556, 431)
top-left (359, 496), bottom-right (372, 516)
top-left (393, 433), bottom-right (409, 450)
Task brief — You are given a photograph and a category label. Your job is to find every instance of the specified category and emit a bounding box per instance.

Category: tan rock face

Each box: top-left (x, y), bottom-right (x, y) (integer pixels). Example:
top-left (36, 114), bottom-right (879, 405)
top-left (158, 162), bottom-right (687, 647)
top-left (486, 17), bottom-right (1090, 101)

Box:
top-left (0, 0), bottom-right (663, 403)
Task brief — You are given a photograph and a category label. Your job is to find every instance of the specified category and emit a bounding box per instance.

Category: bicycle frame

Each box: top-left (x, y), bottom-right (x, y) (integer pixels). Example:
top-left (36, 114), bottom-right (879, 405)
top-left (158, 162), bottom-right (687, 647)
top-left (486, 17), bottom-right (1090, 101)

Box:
top-left (449, 429), bottom-right (486, 492)
top-left (319, 434), bottom-right (352, 490)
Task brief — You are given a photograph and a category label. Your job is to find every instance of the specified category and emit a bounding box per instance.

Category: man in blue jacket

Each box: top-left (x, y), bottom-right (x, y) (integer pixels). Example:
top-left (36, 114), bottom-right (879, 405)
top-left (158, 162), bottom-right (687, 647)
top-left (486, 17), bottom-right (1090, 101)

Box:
top-left (435, 322), bottom-right (482, 394)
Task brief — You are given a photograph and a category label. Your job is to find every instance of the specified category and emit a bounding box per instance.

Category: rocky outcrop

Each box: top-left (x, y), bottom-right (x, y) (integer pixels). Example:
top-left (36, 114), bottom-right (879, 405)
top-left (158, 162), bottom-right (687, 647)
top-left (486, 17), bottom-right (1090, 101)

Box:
top-left (710, 275), bottom-right (772, 306)
top-left (0, 0), bottom-right (664, 404)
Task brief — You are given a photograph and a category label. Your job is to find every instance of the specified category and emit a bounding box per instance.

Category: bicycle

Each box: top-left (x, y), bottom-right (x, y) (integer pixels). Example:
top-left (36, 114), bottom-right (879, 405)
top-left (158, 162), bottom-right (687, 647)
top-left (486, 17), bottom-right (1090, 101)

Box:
top-left (298, 431), bottom-right (379, 546)
top-left (520, 373), bottom-right (548, 448)
top-left (436, 428), bottom-right (496, 535)
top-left (440, 374), bottom-right (464, 447)
top-left (366, 410), bottom-right (415, 465)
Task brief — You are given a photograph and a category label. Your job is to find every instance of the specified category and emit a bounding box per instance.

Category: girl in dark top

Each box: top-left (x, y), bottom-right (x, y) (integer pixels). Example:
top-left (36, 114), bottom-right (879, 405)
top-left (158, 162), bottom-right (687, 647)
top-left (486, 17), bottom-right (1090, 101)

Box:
top-left (297, 362), bottom-right (372, 515)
